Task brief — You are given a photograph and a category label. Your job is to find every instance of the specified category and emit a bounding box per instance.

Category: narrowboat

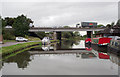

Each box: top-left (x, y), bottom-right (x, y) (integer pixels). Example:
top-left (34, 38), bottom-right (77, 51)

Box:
top-left (91, 43), bottom-right (107, 53)
top-left (85, 38), bottom-right (92, 44)
top-left (92, 49), bottom-right (110, 59)
top-left (107, 39), bottom-right (120, 55)
top-left (98, 53), bottom-right (110, 59)
top-left (92, 37), bottom-right (112, 46)
top-left (85, 43), bottom-right (92, 51)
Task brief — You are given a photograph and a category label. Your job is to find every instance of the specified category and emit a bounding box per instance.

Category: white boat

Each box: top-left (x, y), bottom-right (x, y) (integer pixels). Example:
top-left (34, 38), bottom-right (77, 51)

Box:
top-left (42, 37), bottom-right (51, 45)
top-left (42, 45), bottom-right (50, 51)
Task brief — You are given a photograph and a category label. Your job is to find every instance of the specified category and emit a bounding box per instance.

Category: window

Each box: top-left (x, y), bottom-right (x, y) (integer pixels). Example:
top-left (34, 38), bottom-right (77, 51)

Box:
top-left (115, 42), bottom-right (118, 46)
top-left (111, 41), bottom-right (114, 46)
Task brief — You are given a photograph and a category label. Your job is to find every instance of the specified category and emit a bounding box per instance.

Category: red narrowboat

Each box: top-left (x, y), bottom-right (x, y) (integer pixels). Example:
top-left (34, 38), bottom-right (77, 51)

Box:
top-left (85, 38), bottom-right (92, 44)
top-left (98, 53), bottom-right (110, 59)
top-left (92, 37), bottom-right (112, 46)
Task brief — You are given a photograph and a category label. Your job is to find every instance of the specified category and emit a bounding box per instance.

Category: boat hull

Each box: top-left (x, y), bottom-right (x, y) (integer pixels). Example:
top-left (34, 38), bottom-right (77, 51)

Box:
top-left (91, 43), bottom-right (107, 53)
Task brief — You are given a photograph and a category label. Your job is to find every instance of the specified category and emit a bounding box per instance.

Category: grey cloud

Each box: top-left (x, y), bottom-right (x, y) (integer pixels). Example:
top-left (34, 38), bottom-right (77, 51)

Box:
top-left (2, 2), bottom-right (118, 27)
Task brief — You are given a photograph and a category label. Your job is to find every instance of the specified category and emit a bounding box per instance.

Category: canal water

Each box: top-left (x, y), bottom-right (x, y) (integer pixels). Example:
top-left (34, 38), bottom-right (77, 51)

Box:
top-left (1, 40), bottom-right (119, 75)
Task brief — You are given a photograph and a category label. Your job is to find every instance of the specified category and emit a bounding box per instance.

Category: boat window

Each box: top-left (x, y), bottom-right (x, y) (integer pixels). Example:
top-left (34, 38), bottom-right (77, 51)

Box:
top-left (115, 42), bottom-right (118, 46)
top-left (117, 38), bottom-right (120, 40)
top-left (111, 41), bottom-right (114, 46)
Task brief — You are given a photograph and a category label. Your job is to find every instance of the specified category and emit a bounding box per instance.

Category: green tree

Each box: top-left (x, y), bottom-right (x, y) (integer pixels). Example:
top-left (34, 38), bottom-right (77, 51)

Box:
top-left (73, 32), bottom-right (80, 37)
top-left (3, 29), bottom-right (15, 40)
top-left (97, 24), bottom-right (105, 27)
top-left (63, 26), bottom-right (70, 28)
top-left (106, 22), bottom-right (115, 28)
top-left (62, 32), bottom-right (72, 38)
top-left (111, 22), bottom-right (115, 27)
top-left (62, 26), bottom-right (73, 39)
top-left (106, 24), bottom-right (112, 28)
top-left (116, 19), bottom-right (120, 27)
top-left (2, 19), bottom-right (6, 28)
top-left (35, 32), bottom-right (46, 39)
top-left (4, 17), bottom-right (15, 26)
top-left (12, 15), bottom-right (32, 37)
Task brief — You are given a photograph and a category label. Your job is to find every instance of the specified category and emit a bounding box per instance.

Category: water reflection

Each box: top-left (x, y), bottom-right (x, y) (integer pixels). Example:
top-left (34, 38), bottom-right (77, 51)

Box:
top-left (1, 40), bottom-right (120, 75)
top-left (57, 40), bottom-right (80, 49)
top-left (108, 53), bottom-right (120, 66)
top-left (85, 44), bottom-right (92, 51)
top-left (3, 51), bottom-right (31, 69)
top-left (81, 53), bottom-right (96, 59)
top-left (41, 45), bottom-right (51, 51)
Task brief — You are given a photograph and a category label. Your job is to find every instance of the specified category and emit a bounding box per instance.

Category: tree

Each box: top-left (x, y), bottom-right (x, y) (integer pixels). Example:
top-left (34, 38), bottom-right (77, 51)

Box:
top-left (1, 17), bottom-right (15, 40)
top-left (62, 32), bottom-right (72, 38)
top-left (106, 24), bottom-right (112, 28)
top-left (12, 15), bottom-right (32, 37)
top-left (2, 19), bottom-right (6, 28)
top-left (97, 24), bottom-right (105, 27)
top-left (63, 26), bottom-right (70, 28)
top-left (73, 32), bottom-right (80, 37)
top-left (116, 19), bottom-right (120, 27)
top-left (35, 32), bottom-right (46, 40)
top-left (106, 22), bottom-right (115, 28)
top-left (4, 17), bottom-right (15, 26)
top-left (111, 22), bottom-right (115, 27)
top-left (62, 26), bottom-right (73, 39)
top-left (3, 29), bottom-right (15, 40)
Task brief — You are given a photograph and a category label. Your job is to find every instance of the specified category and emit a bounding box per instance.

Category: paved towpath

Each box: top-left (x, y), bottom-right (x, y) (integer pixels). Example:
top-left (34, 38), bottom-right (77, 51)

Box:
top-left (0, 41), bottom-right (40, 47)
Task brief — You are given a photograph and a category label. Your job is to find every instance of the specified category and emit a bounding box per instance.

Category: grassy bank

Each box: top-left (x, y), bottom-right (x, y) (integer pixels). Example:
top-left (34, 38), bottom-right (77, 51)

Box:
top-left (2, 42), bottom-right (41, 55)
top-left (1, 40), bottom-right (58, 60)
top-left (2, 45), bottom-right (41, 60)
top-left (61, 37), bottom-right (81, 41)
top-left (26, 36), bottom-right (41, 41)
top-left (2, 40), bottom-right (58, 55)
top-left (3, 36), bottom-right (41, 43)
top-left (3, 40), bottom-right (16, 43)
top-left (50, 40), bottom-right (59, 42)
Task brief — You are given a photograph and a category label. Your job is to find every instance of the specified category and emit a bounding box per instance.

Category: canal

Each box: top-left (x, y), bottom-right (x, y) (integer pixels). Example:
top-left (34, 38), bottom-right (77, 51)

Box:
top-left (1, 40), bottom-right (119, 75)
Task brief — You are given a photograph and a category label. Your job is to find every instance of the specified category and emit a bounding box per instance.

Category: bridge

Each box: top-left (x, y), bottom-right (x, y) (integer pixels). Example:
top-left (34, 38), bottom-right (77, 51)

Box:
top-left (28, 50), bottom-right (97, 59)
top-left (29, 27), bottom-right (105, 32)
top-left (28, 50), bottom-right (94, 54)
top-left (29, 27), bottom-right (105, 40)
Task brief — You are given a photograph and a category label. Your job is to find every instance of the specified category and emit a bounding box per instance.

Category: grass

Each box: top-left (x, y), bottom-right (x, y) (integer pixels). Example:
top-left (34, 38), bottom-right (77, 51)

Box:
top-left (3, 40), bottom-right (16, 43)
top-left (61, 37), bottom-right (81, 40)
top-left (26, 36), bottom-right (41, 41)
top-left (1, 39), bottom-right (58, 60)
top-left (50, 40), bottom-right (59, 42)
top-left (1, 42), bottom-right (41, 55)
top-left (2, 40), bottom-right (58, 55)
top-left (3, 36), bottom-right (41, 43)
top-left (2, 44), bottom-right (41, 60)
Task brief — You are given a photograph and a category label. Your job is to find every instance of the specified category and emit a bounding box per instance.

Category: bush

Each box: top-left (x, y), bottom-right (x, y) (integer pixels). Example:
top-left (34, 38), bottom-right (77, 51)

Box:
top-left (3, 30), bottom-right (15, 40)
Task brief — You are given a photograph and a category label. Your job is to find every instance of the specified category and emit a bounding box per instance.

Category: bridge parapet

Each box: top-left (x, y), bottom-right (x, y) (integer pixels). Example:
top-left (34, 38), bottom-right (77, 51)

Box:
top-left (29, 27), bottom-right (105, 32)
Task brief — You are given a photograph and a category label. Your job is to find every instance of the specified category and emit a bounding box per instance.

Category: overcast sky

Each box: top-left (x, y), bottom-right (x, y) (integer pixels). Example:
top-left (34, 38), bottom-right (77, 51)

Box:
top-left (1, 0), bottom-right (119, 35)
